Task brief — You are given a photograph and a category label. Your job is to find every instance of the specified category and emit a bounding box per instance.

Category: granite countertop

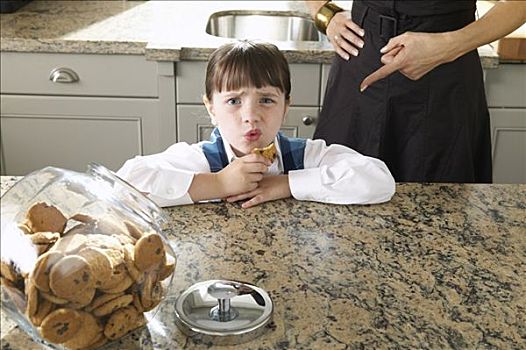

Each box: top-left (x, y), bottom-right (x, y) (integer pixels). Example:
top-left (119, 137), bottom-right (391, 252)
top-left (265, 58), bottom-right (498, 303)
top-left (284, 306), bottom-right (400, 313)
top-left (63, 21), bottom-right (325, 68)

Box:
top-left (1, 176), bottom-right (525, 349)
top-left (0, 1), bottom-right (499, 66)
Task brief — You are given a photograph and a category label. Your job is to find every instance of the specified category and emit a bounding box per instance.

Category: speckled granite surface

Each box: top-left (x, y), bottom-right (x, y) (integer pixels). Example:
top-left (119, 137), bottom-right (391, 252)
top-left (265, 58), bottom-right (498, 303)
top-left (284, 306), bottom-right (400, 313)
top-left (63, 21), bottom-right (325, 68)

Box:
top-left (1, 176), bottom-right (525, 349)
top-left (0, 1), bottom-right (499, 66)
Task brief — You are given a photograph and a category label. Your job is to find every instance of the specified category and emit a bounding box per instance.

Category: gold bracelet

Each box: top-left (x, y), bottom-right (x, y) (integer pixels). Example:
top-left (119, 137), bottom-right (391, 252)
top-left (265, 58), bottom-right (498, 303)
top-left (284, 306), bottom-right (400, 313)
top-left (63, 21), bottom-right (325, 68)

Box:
top-left (314, 1), bottom-right (344, 35)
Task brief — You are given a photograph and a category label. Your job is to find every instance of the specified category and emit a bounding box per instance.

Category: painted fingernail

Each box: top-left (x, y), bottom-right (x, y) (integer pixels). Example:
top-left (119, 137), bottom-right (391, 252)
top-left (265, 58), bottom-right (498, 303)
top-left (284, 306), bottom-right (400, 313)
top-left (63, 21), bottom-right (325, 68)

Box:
top-left (360, 85), bottom-right (368, 92)
top-left (359, 30), bottom-right (365, 36)
top-left (352, 50), bottom-right (359, 57)
top-left (344, 54), bottom-right (350, 60)
top-left (358, 41), bottom-right (364, 48)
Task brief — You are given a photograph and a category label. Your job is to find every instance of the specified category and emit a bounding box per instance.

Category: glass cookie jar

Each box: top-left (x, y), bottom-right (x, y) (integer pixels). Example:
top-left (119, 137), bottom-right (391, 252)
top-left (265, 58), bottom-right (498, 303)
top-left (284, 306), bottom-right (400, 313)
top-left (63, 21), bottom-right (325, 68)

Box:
top-left (0, 164), bottom-right (176, 350)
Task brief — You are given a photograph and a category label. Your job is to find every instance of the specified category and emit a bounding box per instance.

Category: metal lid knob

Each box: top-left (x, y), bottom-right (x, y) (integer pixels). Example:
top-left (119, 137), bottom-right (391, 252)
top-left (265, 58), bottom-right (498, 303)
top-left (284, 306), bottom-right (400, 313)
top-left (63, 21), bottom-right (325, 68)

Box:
top-left (207, 281), bottom-right (251, 322)
top-left (175, 280), bottom-right (273, 345)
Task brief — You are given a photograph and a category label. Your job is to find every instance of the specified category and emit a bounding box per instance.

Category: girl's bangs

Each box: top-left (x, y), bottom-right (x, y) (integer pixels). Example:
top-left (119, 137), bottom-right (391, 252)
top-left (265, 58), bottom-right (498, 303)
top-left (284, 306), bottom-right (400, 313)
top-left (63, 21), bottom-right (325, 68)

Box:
top-left (214, 56), bottom-right (286, 94)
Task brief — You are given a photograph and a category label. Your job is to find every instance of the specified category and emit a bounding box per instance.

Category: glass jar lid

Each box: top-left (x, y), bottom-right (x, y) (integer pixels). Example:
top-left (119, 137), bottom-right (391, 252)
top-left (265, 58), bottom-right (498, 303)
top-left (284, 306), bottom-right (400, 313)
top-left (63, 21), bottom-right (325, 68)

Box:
top-left (174, 280), bottom-right (273, 345)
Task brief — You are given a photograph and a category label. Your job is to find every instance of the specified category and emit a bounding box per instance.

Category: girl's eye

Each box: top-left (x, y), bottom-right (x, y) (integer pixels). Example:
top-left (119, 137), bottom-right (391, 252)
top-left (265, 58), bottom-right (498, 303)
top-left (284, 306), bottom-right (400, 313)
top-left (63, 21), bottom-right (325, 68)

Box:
top-left (227, 98), bottom-right (241, 105)
top-left (261, 98), bottom-right (275, 104)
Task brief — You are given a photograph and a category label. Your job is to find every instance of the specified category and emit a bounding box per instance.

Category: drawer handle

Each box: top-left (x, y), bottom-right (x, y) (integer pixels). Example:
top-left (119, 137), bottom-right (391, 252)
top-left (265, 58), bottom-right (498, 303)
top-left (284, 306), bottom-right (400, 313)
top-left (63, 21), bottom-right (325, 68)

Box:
top-left (49, 67), bottom-right (79, 83)
top-left (302, 116), bottom-right (315, 126)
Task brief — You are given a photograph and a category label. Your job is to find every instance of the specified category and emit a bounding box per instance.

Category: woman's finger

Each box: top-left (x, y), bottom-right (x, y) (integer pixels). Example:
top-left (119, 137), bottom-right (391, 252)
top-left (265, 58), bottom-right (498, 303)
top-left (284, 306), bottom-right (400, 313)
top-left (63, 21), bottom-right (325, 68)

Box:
top-left (360, 59), bottom-right (402, 92)
top-left (331, 34), bottom-right (357, 60)
top-left (336, 45), bottom-right (352, 60)
top-left (344, 18), bottom-right (365, 37)
top-left (342, 30), bottom-right (364, 49)
top-left (380, 35), bottom-right (404, 53)
top-left (329, 34), bottom-right (347, 60)
top-left (339, 30), bottom-right (363, 53)
top-left (380, 46), bottom-right (403, 64)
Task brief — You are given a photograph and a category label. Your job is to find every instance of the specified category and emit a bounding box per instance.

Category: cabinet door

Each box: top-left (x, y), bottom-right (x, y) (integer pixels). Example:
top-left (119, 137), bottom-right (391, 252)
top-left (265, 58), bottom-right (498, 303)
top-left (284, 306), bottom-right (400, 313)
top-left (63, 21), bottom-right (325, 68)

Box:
top-left (485, 64), bottom-right (526, 108)
top-left (489, 108), bottom-right (526, 184)
top-left (283, 106), bottom-right (319, 139)
top-left (320, 64), bottom-right (332, 105)
top-left (0, 95), bottom-right (160, 175)
top-left (177, 105), bottom-right (319, 144)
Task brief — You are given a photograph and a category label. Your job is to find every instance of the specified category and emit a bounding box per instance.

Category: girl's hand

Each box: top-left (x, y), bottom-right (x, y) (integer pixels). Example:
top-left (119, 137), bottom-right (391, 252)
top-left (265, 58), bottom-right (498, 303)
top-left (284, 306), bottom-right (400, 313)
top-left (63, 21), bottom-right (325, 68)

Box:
top-left (217, 154), bottom-right (270, 197)
top-left (225, 175), bottom-right (291, 208)
top-left (360, 32), bottom-right (451, 91)
top-left (326, 11), bottom-right (365, 61)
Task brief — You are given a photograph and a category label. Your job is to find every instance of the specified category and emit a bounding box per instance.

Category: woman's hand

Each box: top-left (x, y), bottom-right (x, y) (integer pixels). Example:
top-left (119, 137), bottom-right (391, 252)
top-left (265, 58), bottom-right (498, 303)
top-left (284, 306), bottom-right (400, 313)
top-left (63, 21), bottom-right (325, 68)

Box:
top-left (360, 31), bottom-right (452, 91)
top-left (359, 0), bottom-right (526, 91)
top-left (326, 11), bottom-right (365, 61)
top-left (225, 175), bottom-right (291, 208)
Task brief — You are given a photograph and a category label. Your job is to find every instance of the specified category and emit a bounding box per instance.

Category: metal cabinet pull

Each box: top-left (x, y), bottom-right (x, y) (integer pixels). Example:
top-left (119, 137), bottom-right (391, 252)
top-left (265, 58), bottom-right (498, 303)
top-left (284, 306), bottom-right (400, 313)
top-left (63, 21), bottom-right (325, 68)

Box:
top-left (49, 67), bottom-right (79, 83)
top-left (302, 116), bottom-right (315, 125)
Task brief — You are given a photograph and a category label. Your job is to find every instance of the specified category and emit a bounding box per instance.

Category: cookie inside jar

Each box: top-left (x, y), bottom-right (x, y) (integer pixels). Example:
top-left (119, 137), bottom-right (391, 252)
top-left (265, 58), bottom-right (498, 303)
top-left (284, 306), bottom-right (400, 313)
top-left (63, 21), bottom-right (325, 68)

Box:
top-left (2, 200), bottom-right (176, 350)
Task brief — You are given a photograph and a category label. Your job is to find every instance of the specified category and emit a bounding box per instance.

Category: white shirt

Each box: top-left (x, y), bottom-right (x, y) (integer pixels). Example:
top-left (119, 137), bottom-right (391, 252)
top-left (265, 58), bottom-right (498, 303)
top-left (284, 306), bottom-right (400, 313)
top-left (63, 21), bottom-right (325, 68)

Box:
top-left (117, 134), bottom-right (396, 207)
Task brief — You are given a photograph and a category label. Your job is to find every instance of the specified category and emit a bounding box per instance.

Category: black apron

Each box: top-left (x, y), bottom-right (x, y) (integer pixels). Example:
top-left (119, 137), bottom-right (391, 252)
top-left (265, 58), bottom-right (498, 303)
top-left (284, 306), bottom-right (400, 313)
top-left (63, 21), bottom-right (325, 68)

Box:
top-left (314, 0), bottom-right (492, 183)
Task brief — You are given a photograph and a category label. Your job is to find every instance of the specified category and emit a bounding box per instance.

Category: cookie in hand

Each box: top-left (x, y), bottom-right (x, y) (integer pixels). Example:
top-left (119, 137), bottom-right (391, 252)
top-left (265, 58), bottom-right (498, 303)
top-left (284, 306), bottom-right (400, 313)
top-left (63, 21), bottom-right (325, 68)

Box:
top-left (252, 143), bottom-right (276, 162)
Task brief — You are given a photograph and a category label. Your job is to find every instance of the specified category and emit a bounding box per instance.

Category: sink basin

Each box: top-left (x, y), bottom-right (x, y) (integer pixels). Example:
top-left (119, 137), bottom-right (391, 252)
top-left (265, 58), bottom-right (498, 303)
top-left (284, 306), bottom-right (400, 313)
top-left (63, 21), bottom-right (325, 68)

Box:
top-left (206, 10), bottom-right (322, 42)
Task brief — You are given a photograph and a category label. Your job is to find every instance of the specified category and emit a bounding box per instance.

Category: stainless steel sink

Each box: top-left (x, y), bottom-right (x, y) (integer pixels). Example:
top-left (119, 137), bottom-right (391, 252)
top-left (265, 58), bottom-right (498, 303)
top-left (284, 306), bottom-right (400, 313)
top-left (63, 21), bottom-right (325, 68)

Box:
top-left (206, 10), bottom-right (321, 42)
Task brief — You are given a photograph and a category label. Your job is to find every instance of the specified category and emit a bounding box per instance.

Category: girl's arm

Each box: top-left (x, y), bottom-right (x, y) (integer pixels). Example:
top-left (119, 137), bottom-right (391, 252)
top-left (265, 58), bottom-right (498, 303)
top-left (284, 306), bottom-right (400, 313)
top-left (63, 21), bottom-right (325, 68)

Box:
top-left (117, 142), bottom-right (210, 207)
top-left (288, 139), bottom-right (396, 204)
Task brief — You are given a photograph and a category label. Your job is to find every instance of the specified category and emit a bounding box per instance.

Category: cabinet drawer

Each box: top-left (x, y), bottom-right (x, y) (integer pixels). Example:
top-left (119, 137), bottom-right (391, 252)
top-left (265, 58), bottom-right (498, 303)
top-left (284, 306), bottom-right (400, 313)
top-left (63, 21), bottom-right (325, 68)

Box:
top-left (0, 52), bottom-right (158, 97)
top-left (176, 62), bottom-right (321, 106)
top-left (485, 64), bottom-right (526, 108)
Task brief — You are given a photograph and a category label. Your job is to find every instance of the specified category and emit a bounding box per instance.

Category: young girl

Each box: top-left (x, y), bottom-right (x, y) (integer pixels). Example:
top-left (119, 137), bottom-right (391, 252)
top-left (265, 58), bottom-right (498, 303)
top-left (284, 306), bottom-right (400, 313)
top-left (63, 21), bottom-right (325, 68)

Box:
top-left (117, 41), bottom-right (395, 208)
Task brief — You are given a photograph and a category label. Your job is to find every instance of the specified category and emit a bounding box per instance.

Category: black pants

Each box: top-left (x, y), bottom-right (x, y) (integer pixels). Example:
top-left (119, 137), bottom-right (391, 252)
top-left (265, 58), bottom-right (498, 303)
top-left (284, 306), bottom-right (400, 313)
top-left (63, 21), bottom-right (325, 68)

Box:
top-left (314, 2), bottom-right (492, 183)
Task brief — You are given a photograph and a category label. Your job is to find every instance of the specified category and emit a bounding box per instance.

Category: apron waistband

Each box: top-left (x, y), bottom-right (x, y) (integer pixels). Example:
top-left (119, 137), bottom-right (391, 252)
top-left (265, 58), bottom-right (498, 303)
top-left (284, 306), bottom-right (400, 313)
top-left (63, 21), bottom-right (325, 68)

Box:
top-left (352, 1), bottom-right (476, 41)
top-left (352, 3), bottom-right (402, 40)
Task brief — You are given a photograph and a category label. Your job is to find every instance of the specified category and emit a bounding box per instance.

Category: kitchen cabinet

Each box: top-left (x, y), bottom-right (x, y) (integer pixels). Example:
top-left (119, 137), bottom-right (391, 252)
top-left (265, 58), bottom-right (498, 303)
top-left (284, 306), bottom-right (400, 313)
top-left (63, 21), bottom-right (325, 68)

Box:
top-left (321, 63), bottom-right (331, 105)
top-left (1, 96), bottom-right (156, 175)
top-left (175, 61), bottom-right (321, 143)
top-left (485, 63), bottom-right (526, 184)
top-left (0, 52), bottom-right (176, 175)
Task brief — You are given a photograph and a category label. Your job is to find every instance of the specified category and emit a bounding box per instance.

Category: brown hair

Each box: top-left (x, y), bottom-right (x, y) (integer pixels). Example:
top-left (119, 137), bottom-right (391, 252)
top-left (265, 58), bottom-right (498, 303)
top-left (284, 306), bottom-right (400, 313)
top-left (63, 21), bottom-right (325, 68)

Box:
top-left (205, 40), bottom-right (291, 101)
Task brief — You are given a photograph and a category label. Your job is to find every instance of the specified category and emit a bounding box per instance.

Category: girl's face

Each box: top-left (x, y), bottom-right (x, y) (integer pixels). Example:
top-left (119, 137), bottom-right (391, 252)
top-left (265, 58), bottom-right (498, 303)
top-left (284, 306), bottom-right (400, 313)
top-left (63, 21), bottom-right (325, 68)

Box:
top-left (204, 85), bottom-right (289, 157)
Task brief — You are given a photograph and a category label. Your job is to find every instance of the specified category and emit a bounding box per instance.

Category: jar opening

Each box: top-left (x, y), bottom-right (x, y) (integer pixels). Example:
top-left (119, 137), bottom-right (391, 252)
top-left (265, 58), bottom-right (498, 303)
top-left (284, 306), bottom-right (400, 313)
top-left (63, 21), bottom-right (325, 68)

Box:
top-left (87, 163), bottom-right (168, 231)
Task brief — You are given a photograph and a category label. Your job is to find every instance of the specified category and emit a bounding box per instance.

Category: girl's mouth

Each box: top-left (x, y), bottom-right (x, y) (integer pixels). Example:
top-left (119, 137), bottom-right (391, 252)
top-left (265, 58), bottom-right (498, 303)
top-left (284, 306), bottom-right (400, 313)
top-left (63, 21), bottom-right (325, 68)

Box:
top-left (244, 129), bottom-right (261, 141)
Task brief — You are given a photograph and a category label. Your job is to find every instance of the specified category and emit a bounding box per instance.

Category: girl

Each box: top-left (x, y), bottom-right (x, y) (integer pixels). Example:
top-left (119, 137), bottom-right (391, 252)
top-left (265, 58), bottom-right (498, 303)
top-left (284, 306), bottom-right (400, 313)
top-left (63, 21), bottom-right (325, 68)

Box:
top-left (117, 41), bottom-right (395, 208)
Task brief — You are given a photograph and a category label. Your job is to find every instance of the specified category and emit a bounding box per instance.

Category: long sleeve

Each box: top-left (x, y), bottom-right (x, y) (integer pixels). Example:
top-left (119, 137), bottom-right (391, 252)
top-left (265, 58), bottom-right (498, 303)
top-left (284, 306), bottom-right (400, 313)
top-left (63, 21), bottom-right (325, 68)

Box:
top-left (116, 142), bottom-right (211, 207)
top-left (288, 139), bottom-right (395, 204)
